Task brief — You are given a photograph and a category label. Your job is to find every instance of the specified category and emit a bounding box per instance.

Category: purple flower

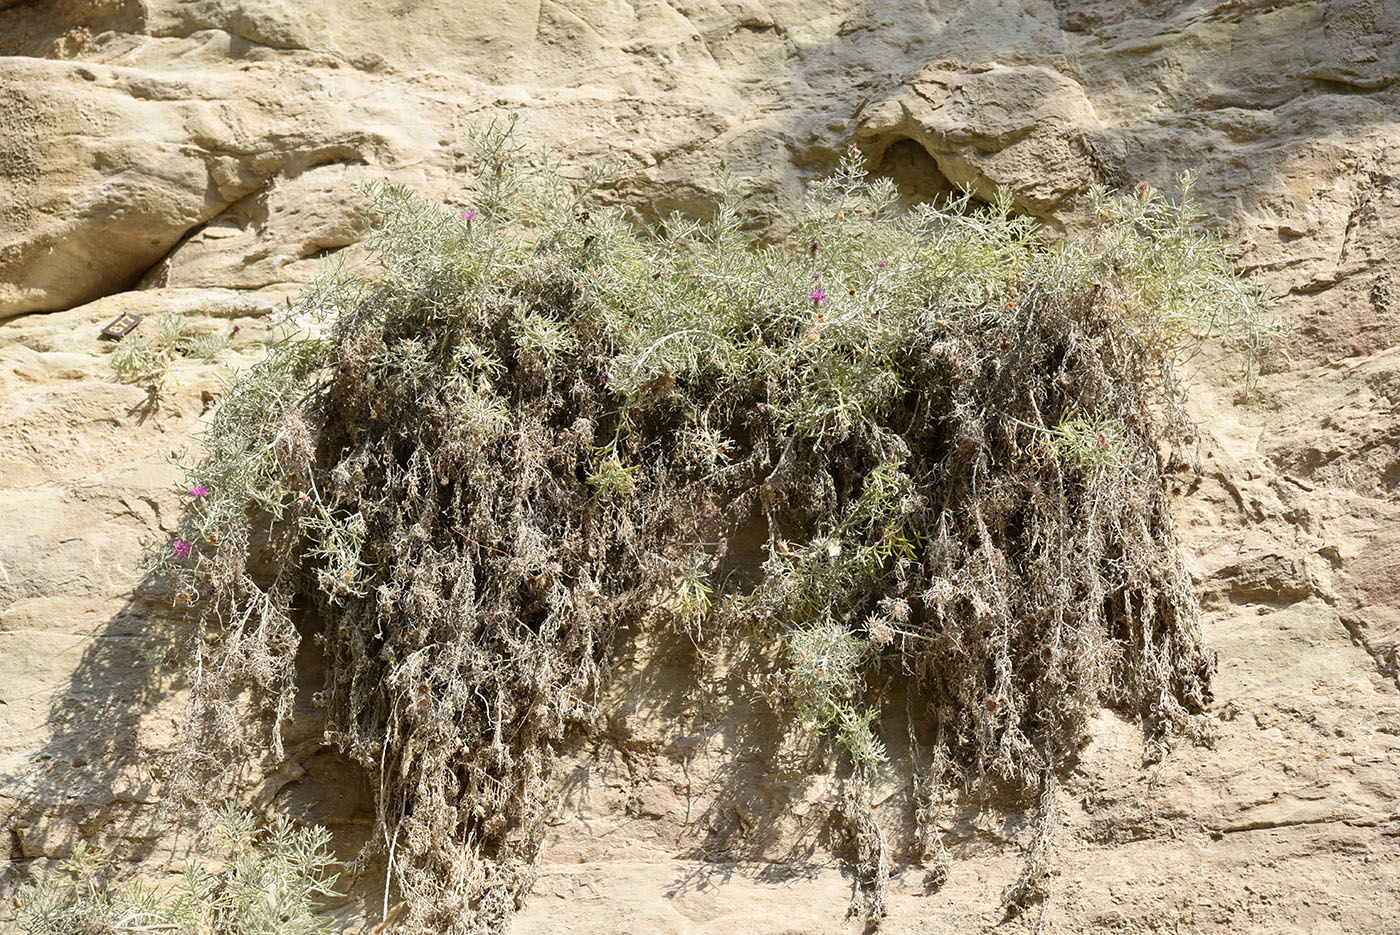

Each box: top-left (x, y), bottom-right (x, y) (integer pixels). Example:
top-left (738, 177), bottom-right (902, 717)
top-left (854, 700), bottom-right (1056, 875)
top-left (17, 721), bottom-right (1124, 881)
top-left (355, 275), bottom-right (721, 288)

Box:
top-left (172, 540), bottom-right (192, 560)
top-left (600, 369), bottom-right (611, 385)
top-left (878, 259), bottom-right (888, 269)
top-left (809, 240), bottom-right (820, 255)
top-left (809, 288), bottom-right (828, 306)
top-left (231, 325), bottom-right (241, 335)
top-left (460, 209), bottom-right (479, 222)
top-left (188, 485), bottom-right (211, 498)
top-left (700, 511), bottom-right (712, 521)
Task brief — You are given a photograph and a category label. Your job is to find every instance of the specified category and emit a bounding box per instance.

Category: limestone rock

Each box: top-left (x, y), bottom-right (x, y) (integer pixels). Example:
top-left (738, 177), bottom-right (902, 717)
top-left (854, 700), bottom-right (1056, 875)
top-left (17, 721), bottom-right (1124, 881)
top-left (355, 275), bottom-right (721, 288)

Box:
top-left (859, 64), bottom-right (1112, 223)
top-left (3, 1), bottom-right (1400, 932)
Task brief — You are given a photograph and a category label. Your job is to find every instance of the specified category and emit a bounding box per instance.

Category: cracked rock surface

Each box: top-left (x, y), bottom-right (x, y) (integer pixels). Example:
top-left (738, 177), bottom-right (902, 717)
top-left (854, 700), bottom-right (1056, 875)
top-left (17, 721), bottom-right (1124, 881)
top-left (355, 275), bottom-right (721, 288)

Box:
top-left (2, 1), bottom-right (1398, 932)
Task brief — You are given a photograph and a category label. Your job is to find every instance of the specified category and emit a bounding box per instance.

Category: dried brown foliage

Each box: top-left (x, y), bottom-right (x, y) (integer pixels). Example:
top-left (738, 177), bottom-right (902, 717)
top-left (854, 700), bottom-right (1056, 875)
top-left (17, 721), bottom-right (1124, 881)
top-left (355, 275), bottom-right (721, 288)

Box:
top-left (159, 143), bottom-right (1267, 931)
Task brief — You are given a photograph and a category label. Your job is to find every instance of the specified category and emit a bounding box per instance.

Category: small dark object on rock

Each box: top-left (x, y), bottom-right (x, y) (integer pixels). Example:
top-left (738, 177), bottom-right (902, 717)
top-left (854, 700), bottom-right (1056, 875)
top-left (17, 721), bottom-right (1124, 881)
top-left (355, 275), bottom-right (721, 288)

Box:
top-left (100, 312), bottom-right (143, 339)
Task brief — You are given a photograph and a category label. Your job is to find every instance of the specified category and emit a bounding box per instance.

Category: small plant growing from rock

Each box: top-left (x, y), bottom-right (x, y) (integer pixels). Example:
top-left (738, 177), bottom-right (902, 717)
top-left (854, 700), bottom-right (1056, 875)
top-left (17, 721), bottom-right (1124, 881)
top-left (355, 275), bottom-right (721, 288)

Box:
top-left (14, 806), bottom-right (339, 935)
top-left (154, 123), bottom-right (1268, 932)
top-left (109, 313), bottom-right (232, 398)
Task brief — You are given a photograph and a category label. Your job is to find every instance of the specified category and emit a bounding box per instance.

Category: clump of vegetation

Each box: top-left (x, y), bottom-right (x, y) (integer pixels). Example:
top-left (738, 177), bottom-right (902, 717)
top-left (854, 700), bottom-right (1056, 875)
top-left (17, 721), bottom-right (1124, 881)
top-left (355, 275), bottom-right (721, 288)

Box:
top-left (15, 807), bottom-right (338, 935)
top-left (154, 119), bottom-right (1268, 931)
top-left (109, 313), bottom-right (233, 397)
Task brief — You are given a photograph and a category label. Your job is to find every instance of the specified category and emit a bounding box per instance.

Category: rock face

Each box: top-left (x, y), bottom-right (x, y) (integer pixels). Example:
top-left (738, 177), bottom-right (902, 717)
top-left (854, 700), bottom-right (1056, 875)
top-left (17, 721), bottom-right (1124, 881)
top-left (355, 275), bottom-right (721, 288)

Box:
top-left (2, 1), bottom-right (1399, 933)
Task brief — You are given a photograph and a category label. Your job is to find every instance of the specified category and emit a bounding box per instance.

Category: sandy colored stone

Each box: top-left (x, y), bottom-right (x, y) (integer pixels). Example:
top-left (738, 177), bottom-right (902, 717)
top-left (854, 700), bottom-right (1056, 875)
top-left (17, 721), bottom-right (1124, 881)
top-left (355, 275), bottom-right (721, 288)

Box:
top-left (3, 1), bottom-right (1400, 932)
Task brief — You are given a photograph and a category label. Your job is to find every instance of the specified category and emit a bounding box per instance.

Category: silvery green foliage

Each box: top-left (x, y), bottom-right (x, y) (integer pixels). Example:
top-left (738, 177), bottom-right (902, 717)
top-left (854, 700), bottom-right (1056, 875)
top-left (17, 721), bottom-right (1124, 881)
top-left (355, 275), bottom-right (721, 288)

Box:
top-left (15, 807), bottom-right (338, 935)
top-left (110, 314), bottom-right (232, 395)
top-left (1052, 409), bottom-right (1128, 469)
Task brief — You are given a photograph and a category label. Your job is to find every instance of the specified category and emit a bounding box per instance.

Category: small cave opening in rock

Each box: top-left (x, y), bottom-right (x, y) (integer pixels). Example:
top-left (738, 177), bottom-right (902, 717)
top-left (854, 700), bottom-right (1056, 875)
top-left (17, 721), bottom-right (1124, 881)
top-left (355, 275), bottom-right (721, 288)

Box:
top-left (872, 138), bottom-right (960, 211)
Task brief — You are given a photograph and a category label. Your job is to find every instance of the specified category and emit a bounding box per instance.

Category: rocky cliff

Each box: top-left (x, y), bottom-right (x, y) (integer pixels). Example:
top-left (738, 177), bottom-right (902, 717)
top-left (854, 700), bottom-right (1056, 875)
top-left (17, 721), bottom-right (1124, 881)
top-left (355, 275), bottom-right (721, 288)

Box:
top-left (2, 1), bottom-right (1398, 932)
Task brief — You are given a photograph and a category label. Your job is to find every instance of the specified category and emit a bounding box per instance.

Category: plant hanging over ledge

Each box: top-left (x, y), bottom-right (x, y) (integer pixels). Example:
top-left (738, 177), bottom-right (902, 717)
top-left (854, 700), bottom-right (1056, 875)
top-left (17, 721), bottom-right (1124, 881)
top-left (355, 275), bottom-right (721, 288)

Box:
top-left (154, 117), bottom-right (1270, 932)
